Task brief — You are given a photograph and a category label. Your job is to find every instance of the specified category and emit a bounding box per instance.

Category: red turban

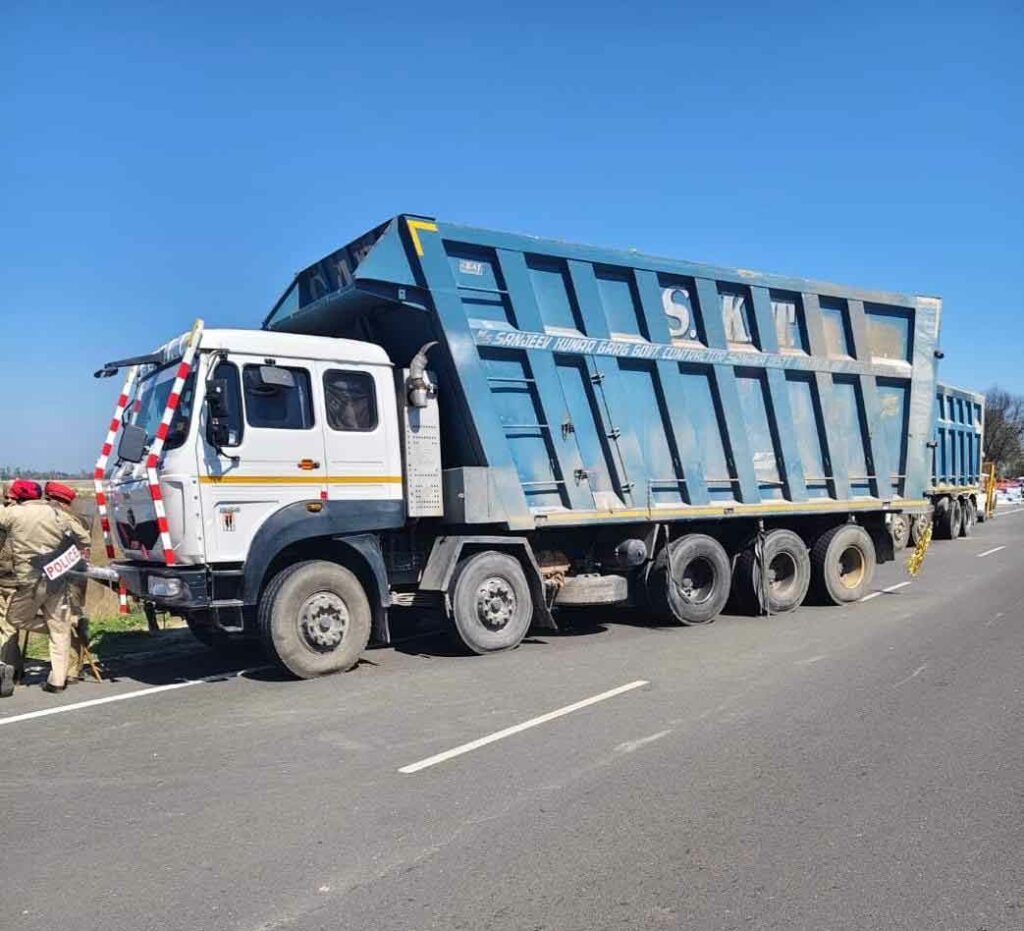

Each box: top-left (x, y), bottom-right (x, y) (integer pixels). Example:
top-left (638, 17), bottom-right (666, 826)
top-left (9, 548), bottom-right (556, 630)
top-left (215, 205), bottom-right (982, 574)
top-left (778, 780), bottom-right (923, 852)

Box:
top-left (44, 481), bottom-right (77, 504)
top-left (8, 479), bottom-right (43, 501)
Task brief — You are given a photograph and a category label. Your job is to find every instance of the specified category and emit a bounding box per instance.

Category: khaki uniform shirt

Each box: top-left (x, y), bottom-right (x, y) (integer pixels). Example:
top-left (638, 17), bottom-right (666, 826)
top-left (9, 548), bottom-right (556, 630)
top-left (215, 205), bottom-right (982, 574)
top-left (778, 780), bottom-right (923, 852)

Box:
top-left (0, 499), bottom-right (91, 585)
top-left (0, 504), bottom-right (15, 590)
top-left (54, 501), bottom-right (91, 613)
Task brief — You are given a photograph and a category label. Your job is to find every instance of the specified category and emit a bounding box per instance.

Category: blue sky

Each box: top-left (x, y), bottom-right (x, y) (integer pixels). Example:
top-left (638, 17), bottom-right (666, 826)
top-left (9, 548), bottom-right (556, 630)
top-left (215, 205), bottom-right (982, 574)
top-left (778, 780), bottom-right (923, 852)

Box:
top-left (2, 0), bottom-right (1021, 471)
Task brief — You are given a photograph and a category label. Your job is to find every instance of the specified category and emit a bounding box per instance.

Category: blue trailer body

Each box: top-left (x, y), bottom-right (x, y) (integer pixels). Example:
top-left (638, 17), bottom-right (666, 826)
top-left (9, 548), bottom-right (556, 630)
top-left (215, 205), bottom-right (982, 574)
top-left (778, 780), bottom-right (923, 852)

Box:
top-left (265, 215), bottom-right (941, 532)
top-left (931, 382), bottom-right (984, 493)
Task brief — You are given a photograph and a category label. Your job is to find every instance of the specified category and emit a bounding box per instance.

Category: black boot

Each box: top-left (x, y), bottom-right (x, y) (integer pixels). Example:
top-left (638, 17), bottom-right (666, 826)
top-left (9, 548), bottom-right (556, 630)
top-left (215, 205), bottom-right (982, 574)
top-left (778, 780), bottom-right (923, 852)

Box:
top-left (41, 680), bottom-right (66, 694)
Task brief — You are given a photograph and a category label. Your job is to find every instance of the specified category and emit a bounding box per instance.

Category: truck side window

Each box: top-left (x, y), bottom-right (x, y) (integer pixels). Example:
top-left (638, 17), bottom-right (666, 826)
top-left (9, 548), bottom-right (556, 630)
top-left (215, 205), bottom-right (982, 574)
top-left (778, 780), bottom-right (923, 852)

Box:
top-left (243, 365), bottom-right (314, 429)
top-left (211, 361), bottom-right (244, 446)
top-left (324, 370), bottom-right (378, 431)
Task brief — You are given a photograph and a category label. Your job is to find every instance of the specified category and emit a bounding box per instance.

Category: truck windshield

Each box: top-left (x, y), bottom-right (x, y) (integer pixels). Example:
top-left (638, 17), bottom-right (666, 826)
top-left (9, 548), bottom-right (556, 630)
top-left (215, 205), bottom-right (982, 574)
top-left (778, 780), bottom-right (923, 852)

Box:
top-left (127, 363), bottom-right (197, 451)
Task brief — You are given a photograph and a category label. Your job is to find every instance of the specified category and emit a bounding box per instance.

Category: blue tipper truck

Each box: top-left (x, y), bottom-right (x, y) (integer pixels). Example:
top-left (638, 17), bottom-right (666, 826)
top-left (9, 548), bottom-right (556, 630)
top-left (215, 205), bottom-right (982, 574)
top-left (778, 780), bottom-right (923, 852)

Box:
top-left (928, 382), bottom-right (986, 540)
top-left (100, 215), bottom-right (942, 678)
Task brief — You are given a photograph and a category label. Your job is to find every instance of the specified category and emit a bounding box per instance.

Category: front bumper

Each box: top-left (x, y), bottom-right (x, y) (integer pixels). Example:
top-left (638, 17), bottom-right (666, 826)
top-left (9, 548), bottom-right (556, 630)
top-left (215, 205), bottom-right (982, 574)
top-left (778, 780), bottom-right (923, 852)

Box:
top-left (112, 561), bottom-right (211, 610)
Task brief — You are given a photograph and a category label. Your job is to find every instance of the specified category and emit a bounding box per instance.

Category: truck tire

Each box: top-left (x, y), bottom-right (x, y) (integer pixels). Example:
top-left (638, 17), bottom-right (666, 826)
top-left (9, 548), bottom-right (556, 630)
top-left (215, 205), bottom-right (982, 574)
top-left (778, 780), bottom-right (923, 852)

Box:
top-left (554, 573), bottom-right (629, 606)
top-left (889, 514), bottom-right (911, 550)
top-left (910, 514), bottom-right (931, 547)
top-left (647, 534), bottom-right (731, 626)
top-left (257, 560), bottom-right (371, 679)
top-left (810, 524), bottom-right (876, 604)
top-left (959, 498), bottom-right (976, 537)
top-left (450, 551), bottom-right (533, 654)
top-left (935, 496), bottom-right (962, 540)
top-left (735, 529), bottom-right (811, 615)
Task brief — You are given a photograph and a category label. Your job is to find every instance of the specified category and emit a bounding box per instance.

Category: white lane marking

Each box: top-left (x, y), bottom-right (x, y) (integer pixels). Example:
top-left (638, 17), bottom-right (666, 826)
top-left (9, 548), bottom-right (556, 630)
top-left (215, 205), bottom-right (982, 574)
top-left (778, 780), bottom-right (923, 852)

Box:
top-left (615, 729), bottom-right (671, 754)
top-left (894, 663), bottom-right (928, 687)
top-left (795, 655), bottom-right (827, 665)
top-left (859, 581), bottom-right (912, 602)
top-left (996, 507), bottom-right (1024, 516)
top-left (398, 679), bottom-right (649, 774)
top-left (0, 667), bottom-right (264, 727)
top-left (977, 546), bottom-right (1006, 558)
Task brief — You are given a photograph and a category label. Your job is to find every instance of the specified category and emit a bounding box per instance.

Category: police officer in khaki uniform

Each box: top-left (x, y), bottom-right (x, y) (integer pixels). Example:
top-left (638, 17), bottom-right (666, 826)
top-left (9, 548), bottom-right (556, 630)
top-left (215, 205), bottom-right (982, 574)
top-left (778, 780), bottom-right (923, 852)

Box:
top-left (0, 481), bottom-right (91, 693)
top-left (0, 479), bottom-right (44, 697)
top-left (44, 482), bottom-right (92, 682)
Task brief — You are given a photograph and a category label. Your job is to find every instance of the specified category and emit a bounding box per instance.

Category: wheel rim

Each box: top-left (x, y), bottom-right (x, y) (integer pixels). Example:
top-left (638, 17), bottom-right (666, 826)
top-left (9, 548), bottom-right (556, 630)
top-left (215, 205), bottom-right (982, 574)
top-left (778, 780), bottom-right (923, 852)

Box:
top-left (837, 545), bottom-right (865, 589)
top-left (299, 591), bottom-right (349, 652)
top-left (475, 576), bottom-right (517, 630)
top-left (678, 556), bottom-right (715, 604)
top-left (767, 551), bottom-right (798, 599)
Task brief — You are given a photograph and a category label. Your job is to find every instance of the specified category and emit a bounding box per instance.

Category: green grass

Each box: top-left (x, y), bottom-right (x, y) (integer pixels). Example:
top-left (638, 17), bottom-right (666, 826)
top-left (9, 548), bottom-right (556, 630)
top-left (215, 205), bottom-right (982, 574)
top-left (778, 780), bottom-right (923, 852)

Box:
top-left (24, 611), bottom-right (186, 662)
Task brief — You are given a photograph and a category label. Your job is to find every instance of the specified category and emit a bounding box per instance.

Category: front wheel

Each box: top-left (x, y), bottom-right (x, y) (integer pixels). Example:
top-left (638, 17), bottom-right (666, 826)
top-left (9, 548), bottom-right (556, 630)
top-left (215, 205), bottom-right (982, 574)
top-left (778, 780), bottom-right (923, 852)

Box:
top-left (450, 551), bottom-right (533, 654)
top-left (257, 560), bottom-right (371, 678)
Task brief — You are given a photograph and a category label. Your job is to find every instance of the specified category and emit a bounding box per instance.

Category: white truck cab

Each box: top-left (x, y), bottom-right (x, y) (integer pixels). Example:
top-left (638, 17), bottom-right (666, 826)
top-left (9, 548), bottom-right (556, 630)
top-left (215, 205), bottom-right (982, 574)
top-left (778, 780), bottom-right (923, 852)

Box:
top-left (104, 328), bottom-right (442, 676)
top-left (110, 329), bottom-right (403, 566)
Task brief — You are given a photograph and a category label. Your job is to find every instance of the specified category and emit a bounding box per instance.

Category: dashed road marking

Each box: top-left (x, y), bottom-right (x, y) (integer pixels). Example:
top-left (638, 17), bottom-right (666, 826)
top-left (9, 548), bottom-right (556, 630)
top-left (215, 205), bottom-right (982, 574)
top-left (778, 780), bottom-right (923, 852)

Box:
top-left (977, 545), bottom-right (1006, 558)
top-left (398, 679), bottom-right (649, 774)
top-left (615, 729), bottom-right (672, 754)
top-left (860, 581), bottom-right (912, 602)
top-left (894, 663), bottom-right (928, 687)
top-left (0, 667), bottom-right (265, 728)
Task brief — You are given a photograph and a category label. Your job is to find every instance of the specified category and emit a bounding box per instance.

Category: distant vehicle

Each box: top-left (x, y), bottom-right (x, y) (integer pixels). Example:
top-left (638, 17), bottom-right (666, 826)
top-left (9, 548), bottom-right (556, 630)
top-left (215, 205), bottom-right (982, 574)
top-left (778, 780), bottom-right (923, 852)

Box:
top-left (92, 216), bottom-right (941, 678)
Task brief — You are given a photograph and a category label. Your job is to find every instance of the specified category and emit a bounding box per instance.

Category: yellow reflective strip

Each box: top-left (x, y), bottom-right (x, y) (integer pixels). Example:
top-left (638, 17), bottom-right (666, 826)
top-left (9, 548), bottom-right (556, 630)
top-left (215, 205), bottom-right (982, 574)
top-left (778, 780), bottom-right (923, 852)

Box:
top-left (199, 475), bottom-right (402, 485)
top-left (407, 219), bottom-right (439, 257)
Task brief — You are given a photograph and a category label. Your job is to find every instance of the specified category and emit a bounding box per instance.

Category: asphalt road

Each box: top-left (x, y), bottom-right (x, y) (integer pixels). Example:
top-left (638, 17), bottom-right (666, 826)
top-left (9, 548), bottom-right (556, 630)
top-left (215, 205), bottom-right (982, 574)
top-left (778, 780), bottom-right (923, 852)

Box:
top-left (3, 511), bottom-right (1024, 931)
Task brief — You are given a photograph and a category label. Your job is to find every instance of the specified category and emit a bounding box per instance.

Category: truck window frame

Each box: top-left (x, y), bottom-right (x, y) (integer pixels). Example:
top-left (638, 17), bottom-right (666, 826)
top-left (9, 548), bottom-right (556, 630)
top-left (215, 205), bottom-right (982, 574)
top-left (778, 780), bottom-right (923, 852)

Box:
top-left (242, 364), bottom-right (315, 431)
top-left (322, 369), bottom-right (379, 433)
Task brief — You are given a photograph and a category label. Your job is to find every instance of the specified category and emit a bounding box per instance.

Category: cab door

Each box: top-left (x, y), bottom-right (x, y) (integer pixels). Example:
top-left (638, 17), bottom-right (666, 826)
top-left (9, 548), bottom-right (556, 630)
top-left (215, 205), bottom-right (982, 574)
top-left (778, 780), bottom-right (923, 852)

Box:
top-left (314, 361), bottom-right (403, 508)
top-left (198, 355), bottom-right (327, 563)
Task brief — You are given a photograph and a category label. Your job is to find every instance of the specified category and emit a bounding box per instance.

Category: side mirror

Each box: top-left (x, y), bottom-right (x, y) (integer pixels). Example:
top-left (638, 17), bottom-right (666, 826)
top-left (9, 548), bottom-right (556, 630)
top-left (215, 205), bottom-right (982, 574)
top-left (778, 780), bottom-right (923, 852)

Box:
top-left (117, 422), bottom-right (148, 463)
top-left (206, 378), bottom-right (229, 417)
top-left (205, 379), bottom-right (238, 453)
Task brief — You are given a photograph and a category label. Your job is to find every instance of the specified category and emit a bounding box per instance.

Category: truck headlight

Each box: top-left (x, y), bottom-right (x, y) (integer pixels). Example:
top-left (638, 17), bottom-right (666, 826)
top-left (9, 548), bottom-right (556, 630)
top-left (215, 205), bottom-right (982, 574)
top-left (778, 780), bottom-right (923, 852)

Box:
top-left (148, 577), bottom-right (183, 598)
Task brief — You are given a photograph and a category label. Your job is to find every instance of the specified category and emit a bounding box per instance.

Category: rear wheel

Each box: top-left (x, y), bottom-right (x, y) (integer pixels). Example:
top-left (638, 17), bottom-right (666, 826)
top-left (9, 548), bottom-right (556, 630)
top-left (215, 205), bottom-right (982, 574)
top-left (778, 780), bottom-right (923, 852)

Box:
top-left (935, 496), bottom-right (962, 540)
top-left (810, 524), bottom-right (876, 604)
top-left (450, 551), bottom-right (533, 654)
top-left (647, 534), bottom-right (731, 625)
top-left (257, 560), bottom-right (371, 678)
top-left (910, 514), bottom-right (931, 547)
top-left (889, 514), bottom-right (911, 550)
top-left (735, 529), bottom-right (811, 615)
top-left (959, 497), bottom-right (976, 537)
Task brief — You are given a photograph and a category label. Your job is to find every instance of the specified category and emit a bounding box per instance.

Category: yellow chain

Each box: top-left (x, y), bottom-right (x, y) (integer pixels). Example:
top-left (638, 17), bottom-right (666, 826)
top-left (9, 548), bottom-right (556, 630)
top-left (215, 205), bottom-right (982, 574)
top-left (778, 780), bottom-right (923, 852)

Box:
top-left (906, 521), bottom-right (933, 577)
